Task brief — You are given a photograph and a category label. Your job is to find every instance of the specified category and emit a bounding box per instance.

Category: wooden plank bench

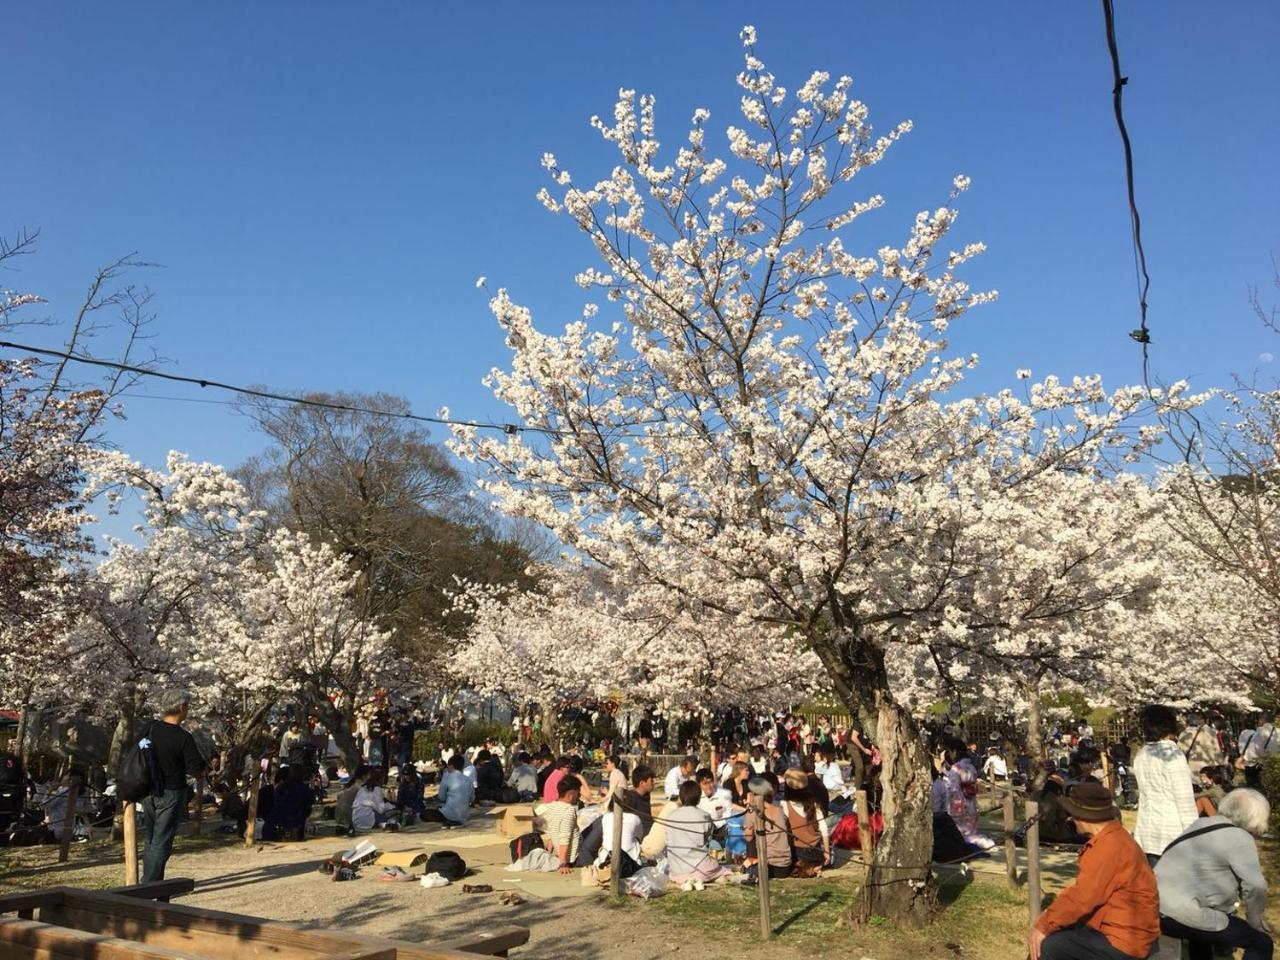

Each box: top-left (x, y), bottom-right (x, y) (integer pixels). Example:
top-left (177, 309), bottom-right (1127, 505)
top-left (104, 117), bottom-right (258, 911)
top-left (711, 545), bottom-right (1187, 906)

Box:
top-left (1, 885), bottom-right (529, 959)
top-left (0, 917), bottom-right (387, 960)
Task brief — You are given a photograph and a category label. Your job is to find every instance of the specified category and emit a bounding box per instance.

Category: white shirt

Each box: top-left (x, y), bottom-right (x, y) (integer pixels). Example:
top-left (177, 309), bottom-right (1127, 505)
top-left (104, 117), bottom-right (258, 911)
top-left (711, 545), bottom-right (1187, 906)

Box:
top-left (816, 761), bottom-right (845, 791)
top-left (1132, 740), bottom-right (1198, 856)
top-left (351, 786), bottom-right (393, 831)
top-left (594, 810), bottom-right (644, 865)
top-left (982, 755), bottom-right (1008, 779)
top-left (1240, 723), bottom-right (1278, 765)
top-left (463, 763), bottom-right (478, 788)
top-left (663, 765), bottom-right (688, 798)
top-left (697, 786), bottom-right (733, 822)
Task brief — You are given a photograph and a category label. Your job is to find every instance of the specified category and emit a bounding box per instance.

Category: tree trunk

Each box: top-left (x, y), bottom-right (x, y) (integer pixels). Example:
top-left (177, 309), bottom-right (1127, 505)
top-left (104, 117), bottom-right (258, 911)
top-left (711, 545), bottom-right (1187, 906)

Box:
top-left (1024, 680), bottom-right (1046, 790)
top-left (14, 703), bottom-right (29, 765)
top-left (820, 635), bottom-right (935, 927)
top-left (312, 694), bottom-right (361, 771)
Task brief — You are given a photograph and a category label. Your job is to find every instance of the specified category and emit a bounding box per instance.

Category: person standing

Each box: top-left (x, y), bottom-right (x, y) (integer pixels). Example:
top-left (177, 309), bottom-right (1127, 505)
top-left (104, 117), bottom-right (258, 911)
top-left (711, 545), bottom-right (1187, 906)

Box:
top-left (1178, 713), bottom-right (1226, 778)
top-left (1239, 711), bottom-right (1279, 790)
top-left (278, 721), bottom-right (304, 759)
top-left (1133, 705), bottom-right (1197, 865)
top-left (142, 692), bottom-right (206, 882)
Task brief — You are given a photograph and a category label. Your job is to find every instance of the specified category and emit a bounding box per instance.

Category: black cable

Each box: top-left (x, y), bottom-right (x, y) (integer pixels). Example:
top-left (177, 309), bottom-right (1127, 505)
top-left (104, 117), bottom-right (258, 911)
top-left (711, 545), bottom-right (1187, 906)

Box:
top-left (0, 338), bottom-right (537, 437)
top-left (1101, 0), bottom-right (1153, 386)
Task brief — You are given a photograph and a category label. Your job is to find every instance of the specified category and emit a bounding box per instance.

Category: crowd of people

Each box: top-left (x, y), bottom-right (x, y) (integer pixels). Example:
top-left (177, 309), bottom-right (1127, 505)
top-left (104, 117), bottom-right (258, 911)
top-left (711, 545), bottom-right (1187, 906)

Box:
top-left (4, 693), bottom-right (1276, 959)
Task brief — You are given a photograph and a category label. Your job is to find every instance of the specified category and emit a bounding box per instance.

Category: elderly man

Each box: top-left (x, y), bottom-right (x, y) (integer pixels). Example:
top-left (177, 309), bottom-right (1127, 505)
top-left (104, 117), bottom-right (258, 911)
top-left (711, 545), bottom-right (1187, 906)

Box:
top-left (1029, 781), bottom-right (1159, 960)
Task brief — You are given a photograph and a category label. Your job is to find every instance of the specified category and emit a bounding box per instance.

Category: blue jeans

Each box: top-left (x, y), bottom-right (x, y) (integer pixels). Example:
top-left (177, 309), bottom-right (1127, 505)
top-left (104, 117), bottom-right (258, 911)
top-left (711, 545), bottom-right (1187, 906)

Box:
top-left (141, 789), bottom-right (186, 882)
top-left (1041, 926), bottom-right (1142, 960)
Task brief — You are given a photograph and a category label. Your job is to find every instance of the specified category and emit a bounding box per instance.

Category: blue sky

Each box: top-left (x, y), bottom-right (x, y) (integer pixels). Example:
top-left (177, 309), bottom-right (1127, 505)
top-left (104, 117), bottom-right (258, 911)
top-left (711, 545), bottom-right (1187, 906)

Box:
top-left (6, 2), bottom-right (1279, 540)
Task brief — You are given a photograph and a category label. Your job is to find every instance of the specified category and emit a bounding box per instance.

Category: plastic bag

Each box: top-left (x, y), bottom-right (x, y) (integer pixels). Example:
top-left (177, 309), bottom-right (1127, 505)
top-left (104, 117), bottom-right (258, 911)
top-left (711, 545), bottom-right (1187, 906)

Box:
top-left (624, 866), bottom-right (670, 899)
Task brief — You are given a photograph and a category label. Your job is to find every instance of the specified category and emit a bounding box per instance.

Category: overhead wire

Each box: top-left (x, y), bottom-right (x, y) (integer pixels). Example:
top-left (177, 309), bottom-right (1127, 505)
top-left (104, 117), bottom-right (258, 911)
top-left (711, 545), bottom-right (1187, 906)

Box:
top-left (1100, 0), bottom-right (1154, 387)
top-left (0, 338), bottom-right (541, 437)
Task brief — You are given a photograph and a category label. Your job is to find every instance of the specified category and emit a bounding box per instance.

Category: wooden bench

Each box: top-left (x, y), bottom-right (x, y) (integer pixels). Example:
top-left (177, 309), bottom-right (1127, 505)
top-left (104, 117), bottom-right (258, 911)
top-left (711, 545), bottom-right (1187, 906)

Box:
top-left (0, 885), bottom-right (529, 959)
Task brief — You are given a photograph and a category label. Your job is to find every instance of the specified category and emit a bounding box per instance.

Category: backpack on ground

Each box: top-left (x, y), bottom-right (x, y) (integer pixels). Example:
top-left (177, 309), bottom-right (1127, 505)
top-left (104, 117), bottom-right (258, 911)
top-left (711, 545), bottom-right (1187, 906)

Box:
top-left (117, 722), bottom-right (163, 803)
top-left (508, 831), bottom-right (544, 863)
top-left (425, 850), bottom-right (468, 880)
top-left (497, 785), bottom-right (520, 805)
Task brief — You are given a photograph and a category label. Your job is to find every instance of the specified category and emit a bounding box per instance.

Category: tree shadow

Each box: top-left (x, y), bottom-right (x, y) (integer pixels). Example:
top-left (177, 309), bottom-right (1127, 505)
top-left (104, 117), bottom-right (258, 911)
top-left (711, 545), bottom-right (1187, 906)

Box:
top-left (773, 889), bottom-right (832, 935)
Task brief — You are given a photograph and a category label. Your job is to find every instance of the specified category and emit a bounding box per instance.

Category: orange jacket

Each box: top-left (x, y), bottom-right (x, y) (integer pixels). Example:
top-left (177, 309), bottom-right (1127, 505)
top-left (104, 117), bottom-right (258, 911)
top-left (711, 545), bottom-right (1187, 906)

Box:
top-left (1035, 821), bottom-right (1159, 958)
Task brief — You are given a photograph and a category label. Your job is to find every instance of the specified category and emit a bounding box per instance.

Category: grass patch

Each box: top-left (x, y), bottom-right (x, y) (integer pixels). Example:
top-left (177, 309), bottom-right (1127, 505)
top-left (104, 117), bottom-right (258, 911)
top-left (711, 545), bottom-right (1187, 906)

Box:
top-left (632, 871), bottom-right (1029, 959)
top-left (0, 831), bottom-right (239, 893)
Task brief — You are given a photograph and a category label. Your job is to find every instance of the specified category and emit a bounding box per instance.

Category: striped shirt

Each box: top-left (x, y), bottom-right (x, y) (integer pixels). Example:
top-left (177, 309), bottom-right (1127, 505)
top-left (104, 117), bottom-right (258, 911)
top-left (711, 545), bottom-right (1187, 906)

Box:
top-left (541, 800), bottom-right (579, 863)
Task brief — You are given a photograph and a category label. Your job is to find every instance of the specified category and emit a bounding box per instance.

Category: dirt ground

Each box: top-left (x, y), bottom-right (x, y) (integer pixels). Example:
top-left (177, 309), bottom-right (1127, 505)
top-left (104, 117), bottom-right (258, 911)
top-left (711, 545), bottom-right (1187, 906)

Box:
top-left (0, 802), bottom-right (1097, 960)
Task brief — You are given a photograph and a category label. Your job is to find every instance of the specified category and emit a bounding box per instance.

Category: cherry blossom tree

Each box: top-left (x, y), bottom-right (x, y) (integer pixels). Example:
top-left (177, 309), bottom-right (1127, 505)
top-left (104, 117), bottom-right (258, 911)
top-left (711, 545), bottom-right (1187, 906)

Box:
top-left (0, 358), bottom-right (104, 760)
top-left (68, 453), bottom-right (402, 774)
top-left (451, 27), bottom-right (1187, 921)
top-left (449, 566), bottom-right (824, 716)
top-left (1156, 390), bottom-right (1280, 699)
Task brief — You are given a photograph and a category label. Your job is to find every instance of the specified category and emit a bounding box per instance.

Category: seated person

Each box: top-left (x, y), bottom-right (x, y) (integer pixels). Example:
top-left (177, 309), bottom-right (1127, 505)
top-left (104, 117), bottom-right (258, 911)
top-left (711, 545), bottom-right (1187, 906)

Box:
top-left (666, 781), bottom-right (731, 885)
top-left (1155, 788), bottom-right (1272, 960)
top-left (798, 757), bottom-right (831, 818)
top-left (815, 748), bottom-right (845, 793)
top-left (624, 765), bottom-right (656, 838)
top-left (473, 749), bottom-right (504, 802)
top-left (593, 804), bottom-right (645, 876)
top-left (265, 765), bottom-right (314, 840)
top-left (422, 754), bottom-right (474, 827)
top-left (780, 769), bottom-right (831, 876)
top-left (350, 769), bottom-right (395, 832)
top-left (742, 777), bottom-right (791, 881)
top-left (212, 782), bottom-right (247, 836)
top-left (1194, 765), bottom-right (1230, 818)
top-left (696, 767), bottom-right (734, 823)
top-left (334, 763), bottom-right (369, 832)
top-left (931, 766), bottom-right (975, 863)
top-left (542, 774), bottom-right (592, 873)
top-left (1038, 773), bottom-right (1089, 846)
top-left (507, 752), bottom-right (539, 801)
top-left (1029, 782), bottom-right (1159, 960)
top-left (396, 768), bottom-right (427, 819)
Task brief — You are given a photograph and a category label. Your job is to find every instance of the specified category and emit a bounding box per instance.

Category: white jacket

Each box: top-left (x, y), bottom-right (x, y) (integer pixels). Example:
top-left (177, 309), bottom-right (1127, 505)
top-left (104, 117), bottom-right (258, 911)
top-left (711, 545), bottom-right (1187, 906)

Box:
top-left (1132, 740), bottom-right (1197, 856)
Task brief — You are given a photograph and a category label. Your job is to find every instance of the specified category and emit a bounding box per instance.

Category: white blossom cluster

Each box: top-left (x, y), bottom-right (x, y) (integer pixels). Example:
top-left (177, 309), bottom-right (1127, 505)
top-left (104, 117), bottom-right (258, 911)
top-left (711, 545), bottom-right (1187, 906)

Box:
top-left (448, 565), bottom-right (824, 714)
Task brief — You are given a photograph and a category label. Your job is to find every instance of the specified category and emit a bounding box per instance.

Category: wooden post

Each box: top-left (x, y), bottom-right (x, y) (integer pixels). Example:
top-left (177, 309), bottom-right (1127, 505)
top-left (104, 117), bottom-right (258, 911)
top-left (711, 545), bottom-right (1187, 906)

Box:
top-left (123, 802), bottom-right (139, 885)
top-left (854, 788), bottom-right (873, 879)
top-left (1002, 786), bottom-right (1018, 889)
top-left (192, 775), bottom-right (204, 836)
top-left (754, 795), bottom-right (772, 940)
top-left (244, 765), bottom-right (260, 847)
top-left (57, 779), bottom-right (81, 863)
top-left (1026, 798), bottom-right (1042, 927)
top-left (609, 789), bottom-right (625, 899)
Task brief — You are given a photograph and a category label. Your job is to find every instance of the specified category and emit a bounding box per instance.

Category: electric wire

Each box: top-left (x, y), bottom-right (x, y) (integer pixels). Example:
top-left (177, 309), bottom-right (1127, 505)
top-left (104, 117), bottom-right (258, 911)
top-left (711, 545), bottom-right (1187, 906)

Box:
top-left (0, 338), bottom-right (541, 437)
top-left (1101, 0), bottom-right (1154, 387)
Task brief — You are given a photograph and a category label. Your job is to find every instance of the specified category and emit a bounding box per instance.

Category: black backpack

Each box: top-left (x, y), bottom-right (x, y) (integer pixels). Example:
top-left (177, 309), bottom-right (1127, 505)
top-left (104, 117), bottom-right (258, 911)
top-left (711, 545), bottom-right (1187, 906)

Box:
top-left (117, 722), bottom-right (163, 803)
top-left (425, 850), bottom-right (468, 881)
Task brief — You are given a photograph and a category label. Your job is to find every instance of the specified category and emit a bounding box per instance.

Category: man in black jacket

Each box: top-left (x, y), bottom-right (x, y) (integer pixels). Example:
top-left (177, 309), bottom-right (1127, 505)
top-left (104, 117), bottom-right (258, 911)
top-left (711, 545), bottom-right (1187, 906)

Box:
top-left (141, 691), bottom-right (206, 882)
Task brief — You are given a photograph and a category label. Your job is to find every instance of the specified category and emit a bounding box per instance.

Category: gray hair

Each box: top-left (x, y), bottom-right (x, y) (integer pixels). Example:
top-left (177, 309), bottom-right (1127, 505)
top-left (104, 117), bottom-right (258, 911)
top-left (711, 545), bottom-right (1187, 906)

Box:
top-left (157, 690), bottom-right (191, 717)
top-left (1218, 788), bottom-right (1271, 837)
